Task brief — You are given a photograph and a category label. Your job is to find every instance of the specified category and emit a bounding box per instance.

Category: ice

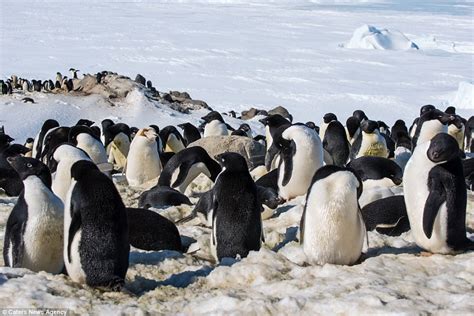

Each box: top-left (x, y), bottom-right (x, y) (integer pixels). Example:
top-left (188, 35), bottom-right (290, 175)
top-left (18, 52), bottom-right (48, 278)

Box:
top-left (346, 25), bottom-right (419, 50)
top-left (451, 81), bottom-right (474, 110)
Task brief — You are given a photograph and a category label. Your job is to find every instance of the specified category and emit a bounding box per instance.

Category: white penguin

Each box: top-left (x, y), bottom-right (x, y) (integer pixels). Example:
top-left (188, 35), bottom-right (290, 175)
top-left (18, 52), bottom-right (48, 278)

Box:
top-left (126, 128), bottom-right (162, 188)
top-left (301, 165), bottom-right (365, 265)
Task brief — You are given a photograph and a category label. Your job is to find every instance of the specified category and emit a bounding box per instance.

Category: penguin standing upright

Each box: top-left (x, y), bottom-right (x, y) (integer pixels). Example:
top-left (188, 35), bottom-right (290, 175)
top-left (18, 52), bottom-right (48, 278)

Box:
top-left (126, 128), bottom-right (162, 188)
top-left (411, 108), bottom-right (452, 149)
top-left (323, 119), bottom-right (350, 166)
top-left (64, 160), bottom-right (129, 290)
top-left (159, 126), bottom-right (186, 153)
top-left (404, 133), bottom-right (473, 254)
top-left (177, 122), bottom-right (201, 146)
top-left (345, 116), bottom-right (361, 144)
top-left (319, 113), bottom-right (337, 141)
top-left (300, 165), bottom-right (365, 265)
top-left (350, 120), bottom-right (388, 160)
top-left (101, 120), bottom-right (131, 171)
top-left (33, 119), bottom-right (60, 160)
top-left (201, 111), bottom-right (228, 137)
top-left (274, 124), bottom-right (323, 200)
top-left (3, 156), bottom-right (64, 273)
top-left (447, 115), bottom-right (465, 151)
top-left (69, 126), bottom-right (109, 172)
top-left (23, 138), bottom-right (34, 158)
top-left (49, 144), bottom-right (91, 202)
top-left (260, 114), bottom-right (291, 171)
top-left (210, 153), bottom-right (262, 262)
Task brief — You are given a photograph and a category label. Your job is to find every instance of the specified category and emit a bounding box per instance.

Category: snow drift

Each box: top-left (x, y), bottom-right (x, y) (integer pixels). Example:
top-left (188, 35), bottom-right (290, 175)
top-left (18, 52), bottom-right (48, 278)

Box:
top-left (347, 25), bottom-right (419, 50)
top-left (451, 81), bottom-right (473, 110)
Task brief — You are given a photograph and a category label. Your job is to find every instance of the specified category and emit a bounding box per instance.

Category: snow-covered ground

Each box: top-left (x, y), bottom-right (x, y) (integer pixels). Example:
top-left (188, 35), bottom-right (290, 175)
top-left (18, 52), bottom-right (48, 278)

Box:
top-left (0, 0), bottom-right (473, 314)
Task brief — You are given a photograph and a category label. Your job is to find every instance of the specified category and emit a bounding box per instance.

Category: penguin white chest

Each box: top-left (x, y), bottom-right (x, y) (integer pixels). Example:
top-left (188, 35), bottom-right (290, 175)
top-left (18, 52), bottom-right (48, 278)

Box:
top-left (22, 177), bottom-right (64, 273)
top-left (63, 179), bottom-right (86, 283)
top-left (126, 136), bottom-right (162, 187)
top-left (165, 134), bottom-right (185, 153)
top-left (170, 162), bottom-right (211, 193)
top-left (204, 120), bottom-right (228, 137)
top-left (417, 120), bottom-right (447, 146)
top-left (357, 132), bottom-right (388, 158)
top-left (302, 172), bottom-right (365, 265)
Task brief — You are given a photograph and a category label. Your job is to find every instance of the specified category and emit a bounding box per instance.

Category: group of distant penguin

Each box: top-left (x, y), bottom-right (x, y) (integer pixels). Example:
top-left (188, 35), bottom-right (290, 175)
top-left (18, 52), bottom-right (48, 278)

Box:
top-left (1, 74), bottom-right (473, 291)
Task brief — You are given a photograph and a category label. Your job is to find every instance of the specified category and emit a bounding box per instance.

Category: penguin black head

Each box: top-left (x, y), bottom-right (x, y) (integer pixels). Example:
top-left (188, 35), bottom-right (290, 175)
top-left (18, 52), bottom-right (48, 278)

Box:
top-left (76, 119), bottom-right (94, 127)
top-left (427, 133), bottom-right (460, 163)
top-left (42, 119), bottom-right (60, 133)
top-left (7, 155), bottom-right (51, 187)
top-left (393, 119), bottom-right (406, 127)
top-left (421, 108), bottom-right (454, 125)
top-left (449, 115), bottom-right (465, 129)
top-left (131, 126), bottom-right (140, 135)
top-left (25, 138), bottom-right (34, 144)
top-left (0, 134), bottom-right (14, 149)
top-left (214, 152), bottom-right (248, 172)
top-left (305, 121), bottom-right (316, 129)
top-left (101, 119), bottom-right (114, 131)
top-left (177, 123), bottom-right (193, 131)
top-left (353, 110), bottom-right (368, 122)
top-left (323, 113), bottom-right (337, 124)
top-left (259, 114), bottom-right (291, 128)
top-left (361, 120), bottom-right (379, 134)
top-left (238, 123), bottom-right (251, 132)
top-left (146, 80), bottom-right (153, 89)
top-left (231, 130), bottom-right (247, 137)
top-left (445, 106), bottom-right (456, 115)
top-left (69, 125), bottom-right (97, 145)
top-left (4, 144), bottom-right (31, 157)
top-left (312, 165), bottom-right (363, 198)
top-left (346, 116), bottom-right (361, 138)
top-left (70, 160), bottom-right (99, 181)
top-left (201, 111), bottom-right (224, 123)
top-left (420, 104), bottom-right (436, 116)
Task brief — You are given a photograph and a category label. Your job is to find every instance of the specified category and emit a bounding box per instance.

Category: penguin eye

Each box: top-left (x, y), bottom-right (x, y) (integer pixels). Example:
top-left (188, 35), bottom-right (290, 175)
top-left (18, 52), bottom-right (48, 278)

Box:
top-left (26, 163), bottom-right (32, 168)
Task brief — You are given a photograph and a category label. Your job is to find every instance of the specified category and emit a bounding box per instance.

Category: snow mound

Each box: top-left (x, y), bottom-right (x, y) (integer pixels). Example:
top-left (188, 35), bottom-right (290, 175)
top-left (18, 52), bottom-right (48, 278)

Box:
top-left (451, 81), bottom-right (473, 110)
top-left (347, 25), bottom-right (419, 50)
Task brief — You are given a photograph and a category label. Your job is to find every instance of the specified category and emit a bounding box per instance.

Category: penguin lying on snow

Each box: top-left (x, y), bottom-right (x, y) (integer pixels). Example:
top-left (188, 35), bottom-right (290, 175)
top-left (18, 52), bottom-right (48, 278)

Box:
top-left (361, 196), bottom-right (410, 236)
top-left (210, 153), bottom-right (263, 262)
top-left (65, 160), bottom-right (129, 290)
top-left (3, 156), bottom-right (64, 273)
top-left (404, 133), bottom-right (473, 254)
top-left (127, 208), bottom-right (182, 252)
top-left (138, 185), bottom-right (192, 209)
top-left (300, 165), bottom-right (365, 265)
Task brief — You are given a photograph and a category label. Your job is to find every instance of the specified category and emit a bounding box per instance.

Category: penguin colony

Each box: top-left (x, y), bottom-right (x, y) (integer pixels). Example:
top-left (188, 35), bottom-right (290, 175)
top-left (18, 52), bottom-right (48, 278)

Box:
top-left (0, 70), bottom-right (473, 292)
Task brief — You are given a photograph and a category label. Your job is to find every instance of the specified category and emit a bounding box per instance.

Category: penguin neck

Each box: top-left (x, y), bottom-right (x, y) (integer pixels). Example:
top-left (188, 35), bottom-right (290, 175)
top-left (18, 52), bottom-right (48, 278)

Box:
top-left (23, 176), bottom-right (57, 209)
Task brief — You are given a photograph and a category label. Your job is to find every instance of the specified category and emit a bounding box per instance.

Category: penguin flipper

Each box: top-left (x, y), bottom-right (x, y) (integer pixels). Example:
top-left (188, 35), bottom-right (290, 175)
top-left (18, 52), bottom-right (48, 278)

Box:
top-left (265, 144), bottom-right (279, 171)
top-left (4, 199), bottom-right (28, 267)
top-left (281, 141), bottom-right (295, 187)
top-left (68, 205), bottom-right (82, 263)
top-left (423, 169), bottom-right (448, 239)
top-left (299, 207), bottom-right (306, 244)
top-left (172, 161), bottom-right (193, 188)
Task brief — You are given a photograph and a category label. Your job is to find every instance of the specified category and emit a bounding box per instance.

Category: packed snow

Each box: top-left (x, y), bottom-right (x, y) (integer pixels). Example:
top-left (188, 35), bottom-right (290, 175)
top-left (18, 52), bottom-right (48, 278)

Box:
top-left (1, 0), bottom-right (473, 314)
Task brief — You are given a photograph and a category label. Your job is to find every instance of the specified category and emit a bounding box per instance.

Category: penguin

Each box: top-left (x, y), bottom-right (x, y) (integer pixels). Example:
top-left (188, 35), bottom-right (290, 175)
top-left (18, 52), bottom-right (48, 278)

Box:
top-left (411, 108), bottom-right (452, 149)
top-left (447, 115), bottom-right (465, 150)
top-left (319, 113), bottom-right (337, 141)
top-left (391, 120), bottom-right (409, 145)
top-left (49, 144), bottom-right (91, 203)
top-left (177, 122), bottom-right (201, 146)
top-left (377, 121), bottom-right (390, 136)
top-left (101, 120), bottom-right (131, 171)
top-left (135, 74), bottom-right (146, 86)
top-left (33, 119), bottom-right (60, 160)
top-left (210, 153), bottom-right (262, 262)
top-left (159, 126), bottom-right (186, 153)
top-left (69, 68), bottom-right (79, 79)
top-left (126, 208), bottom-right (182, 251)
top-left (75, 119), bottom-right (94, 127)
top-left (69, 125), bottom-right (108, 170)
top-left (404, 133), bottom-right (473, 254)
top-left (323, 120), bottom-right (350, 166)
top-left (445, 106), bottom-right (456, 115)
top-left (300, 165), bottom-right (365, 265)
top-left (261, 115), bottom-right (292, 171)
top-left (361, 195), bottom-right (410, 236)
top-left (40, 126), bottom-right (71, 163)
top-left (201, 111), bottom-right (228, 137)
top-left (126, 128), bottom-right (162, 188)
top-left (350, 120), bottom-right (388, 160)
top-left (345, 116), bottom-right (361, 144)
top-left (138, 185), bottom-right (192, 209)
top-left (56, 72), bottom-right (63, 83)
top-left (230, 129), bottom-right (247, 137)
top-left (463, 158), bottom-right (474, 191)
top-left (0, 139), bottom-right (30, 196)
top-left (235, 123), bottom-right (253, 137)
top-left (21, 97), bottom-right (35, 104)
top-left (24, 138), bottom-right (34, 158)
top-left (348, 156), bottom-right (403, 207)
top-left (274, 124), bottom-right (324, 200)
top-left (305, 121), bottom-right (319, 134)
top-left (353, 110), bottom-right (368, 123)
top-left (3, 156), bottom-right (64, 273)
top-left (64, 160), bottom-right (129, 290)
top-left (158, 146), bottom-right (221, 193)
